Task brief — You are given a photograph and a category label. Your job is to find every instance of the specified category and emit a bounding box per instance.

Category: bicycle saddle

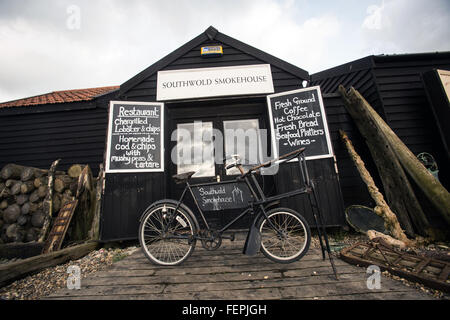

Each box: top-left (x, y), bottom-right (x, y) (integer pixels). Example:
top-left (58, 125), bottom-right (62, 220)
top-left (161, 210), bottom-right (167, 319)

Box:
top-left (172, 171), bottom-right (196, 184)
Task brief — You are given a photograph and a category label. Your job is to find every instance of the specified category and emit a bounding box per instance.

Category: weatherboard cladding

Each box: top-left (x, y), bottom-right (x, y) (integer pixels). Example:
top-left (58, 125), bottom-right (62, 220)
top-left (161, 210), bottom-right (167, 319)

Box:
top-left (122, 45), bottom-right (306, 101)
top-left (0, 91), bottom-right (117, 175)
top-left (101, 30), bottom-right (347, 241)
top-left (311, 52), bottom-right (450, 228)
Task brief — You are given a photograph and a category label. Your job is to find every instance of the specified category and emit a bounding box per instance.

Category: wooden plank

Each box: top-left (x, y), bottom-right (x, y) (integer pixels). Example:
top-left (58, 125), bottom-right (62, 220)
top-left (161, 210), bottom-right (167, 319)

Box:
top-left (341, 242), bottom-right (450, 293)
top-left (0, 241), bottom-right (98, 288)
top-left (47, 287), bottom-right (285, 300)
top-left (81, 266), bottom-right (361, 287)
top-left (45, 238), bottom-right (437, 300)
top-left (438, 264), bottom-right (450, 282)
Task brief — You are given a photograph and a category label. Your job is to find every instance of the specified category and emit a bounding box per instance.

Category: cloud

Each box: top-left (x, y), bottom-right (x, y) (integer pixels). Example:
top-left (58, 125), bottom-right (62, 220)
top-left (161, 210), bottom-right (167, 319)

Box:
top-left (0, 0), bottom-right (448, 102)
top-left (0, 0), bottom-right (343, 102)
top-left (361, 0), bottom-right (450, 54)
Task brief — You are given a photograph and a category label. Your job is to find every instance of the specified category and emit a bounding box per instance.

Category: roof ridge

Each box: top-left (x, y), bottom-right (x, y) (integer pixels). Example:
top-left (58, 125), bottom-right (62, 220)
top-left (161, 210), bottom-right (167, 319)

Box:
top-left (52, 85), bottom-right (119, 94)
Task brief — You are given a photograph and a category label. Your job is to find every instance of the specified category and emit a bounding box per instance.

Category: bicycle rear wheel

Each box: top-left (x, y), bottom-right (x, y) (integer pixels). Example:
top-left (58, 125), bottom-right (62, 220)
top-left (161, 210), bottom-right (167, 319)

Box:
top-left (257, 207), bottom-right (311, 263)
top-left (139, 202), bottom-right (197, 266)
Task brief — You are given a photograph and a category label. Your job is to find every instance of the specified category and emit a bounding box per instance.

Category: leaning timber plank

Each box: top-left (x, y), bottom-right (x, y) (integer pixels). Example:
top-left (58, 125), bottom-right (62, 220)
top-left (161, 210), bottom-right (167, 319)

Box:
top-left (38, 159), bottom-right (60, 243)
top-left (340, 130), bottom-right (411, 244)
top-left (340, 85), bottom-right (450, 228)
top-left (0, 241), bottom-right (98, 288)
top-left (338, 99), bottom-right (418, 236)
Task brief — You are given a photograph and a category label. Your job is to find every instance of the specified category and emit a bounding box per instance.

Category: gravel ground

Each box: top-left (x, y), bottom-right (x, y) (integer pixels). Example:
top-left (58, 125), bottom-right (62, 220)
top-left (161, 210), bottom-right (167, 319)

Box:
top-left (0, 231), bottom-right (448, 300)
top-left (0, 245), bottom-right (138, 300)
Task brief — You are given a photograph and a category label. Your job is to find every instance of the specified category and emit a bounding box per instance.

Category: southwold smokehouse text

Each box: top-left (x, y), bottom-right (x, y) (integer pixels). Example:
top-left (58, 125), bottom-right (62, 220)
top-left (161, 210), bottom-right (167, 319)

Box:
top-left (273, 93), bottom-right (324, 147)
top-left (111, 106), bottom-right (160, 168)
top-left (161, 75), bottom-right (268, 88)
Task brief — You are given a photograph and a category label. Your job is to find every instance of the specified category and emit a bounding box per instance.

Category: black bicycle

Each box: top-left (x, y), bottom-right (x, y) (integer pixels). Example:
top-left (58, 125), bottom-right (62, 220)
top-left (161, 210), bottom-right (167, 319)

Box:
top-left (138, 147), bottom-right (338, 278)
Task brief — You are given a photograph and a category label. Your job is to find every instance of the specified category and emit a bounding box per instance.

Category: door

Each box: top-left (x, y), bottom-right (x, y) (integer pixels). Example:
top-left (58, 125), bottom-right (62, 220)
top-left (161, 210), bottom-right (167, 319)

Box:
top-left (167, 102), bottom-right (270, 229)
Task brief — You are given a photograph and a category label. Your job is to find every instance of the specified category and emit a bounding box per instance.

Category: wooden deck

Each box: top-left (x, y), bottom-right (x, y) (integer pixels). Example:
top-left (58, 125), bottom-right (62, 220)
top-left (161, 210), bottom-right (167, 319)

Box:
top-left (46, 235), bottom-right (435, 300)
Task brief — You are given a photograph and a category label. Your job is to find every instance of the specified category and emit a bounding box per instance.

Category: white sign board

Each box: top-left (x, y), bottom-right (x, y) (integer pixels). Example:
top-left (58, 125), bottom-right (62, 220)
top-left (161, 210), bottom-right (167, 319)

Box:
top-left (156, 64), bottom-right (274, 101)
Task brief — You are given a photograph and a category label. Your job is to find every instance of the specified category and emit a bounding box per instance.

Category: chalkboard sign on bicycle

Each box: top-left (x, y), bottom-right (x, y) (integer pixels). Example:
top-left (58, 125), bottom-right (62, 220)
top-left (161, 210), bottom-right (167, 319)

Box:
top-left (105, 101), bottom-right (164, 173)
top-left (191, 180), bottom-right (253, 212)
top-left (266, 86), bottom-right (333, 160)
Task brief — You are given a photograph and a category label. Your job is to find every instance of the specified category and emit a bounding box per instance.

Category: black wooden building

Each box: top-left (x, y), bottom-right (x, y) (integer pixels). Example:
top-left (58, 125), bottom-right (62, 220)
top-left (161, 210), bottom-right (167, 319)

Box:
top-left (311, 52), bottom-right (450, 228)
top-left (1, 27), bottom-right (448, 241)
top-left (101, 26), bottom-right (346, 241)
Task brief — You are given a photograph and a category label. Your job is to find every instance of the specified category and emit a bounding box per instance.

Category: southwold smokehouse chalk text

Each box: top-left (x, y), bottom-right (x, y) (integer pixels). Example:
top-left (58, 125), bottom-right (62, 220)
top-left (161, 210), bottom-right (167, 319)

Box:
top-left (110, 106), bottom-right (161, 169)
top-left (273, 93), bottom-right (324, 147)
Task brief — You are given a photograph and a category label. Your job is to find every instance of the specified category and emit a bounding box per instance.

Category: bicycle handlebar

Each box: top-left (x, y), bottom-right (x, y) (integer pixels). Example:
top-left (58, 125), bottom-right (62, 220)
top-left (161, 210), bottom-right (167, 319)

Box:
top-left (246, 147), bottom-right (306, 174)
top-left (224, 148), bottom-right (306, 177)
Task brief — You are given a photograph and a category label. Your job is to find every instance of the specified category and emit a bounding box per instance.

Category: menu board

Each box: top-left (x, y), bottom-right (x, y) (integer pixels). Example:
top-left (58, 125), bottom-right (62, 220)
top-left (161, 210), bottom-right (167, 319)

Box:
top-left (105, 101), bottom-right (164, 173)
top-left (267, 86), bottom-right (333, 160)
top-left (191, 181), bottom-right (253, 211)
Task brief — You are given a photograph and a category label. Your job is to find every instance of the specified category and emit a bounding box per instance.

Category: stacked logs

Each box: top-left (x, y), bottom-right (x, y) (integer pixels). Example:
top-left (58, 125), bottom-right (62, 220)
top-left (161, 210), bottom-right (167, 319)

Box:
top-left (0, 163), bottom-right (86, 244)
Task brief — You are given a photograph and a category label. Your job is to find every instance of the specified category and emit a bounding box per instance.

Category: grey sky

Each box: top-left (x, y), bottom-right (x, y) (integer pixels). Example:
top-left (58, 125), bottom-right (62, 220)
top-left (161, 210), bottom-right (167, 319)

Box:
top-left (0, 0), bottom-right (449, 102)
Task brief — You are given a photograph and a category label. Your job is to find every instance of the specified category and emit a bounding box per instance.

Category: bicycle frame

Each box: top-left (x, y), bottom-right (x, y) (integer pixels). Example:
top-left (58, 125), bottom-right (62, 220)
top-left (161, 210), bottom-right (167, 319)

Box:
top-left (145, 147), bottom-right (338, 279)
top-left (167, 151), bottom-right (313, 238)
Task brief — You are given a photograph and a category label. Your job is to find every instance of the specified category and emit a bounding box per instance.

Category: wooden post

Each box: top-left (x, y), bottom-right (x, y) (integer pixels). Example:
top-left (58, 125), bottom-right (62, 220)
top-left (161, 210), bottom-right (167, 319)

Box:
top-left (339, 85), bottom-right (437, 238)
top-left (88, 164), bottom-right (104, 240)
top-left (0, 241), bottom-right (98, 287)
top-left (38, 159), bottom-right (60, 242)
top-left (70, 165), bottom-right (96, 241)
top-left (340, 130), bottom-right (412, 246)
top-left (339, 86), bottom-right (450, 228)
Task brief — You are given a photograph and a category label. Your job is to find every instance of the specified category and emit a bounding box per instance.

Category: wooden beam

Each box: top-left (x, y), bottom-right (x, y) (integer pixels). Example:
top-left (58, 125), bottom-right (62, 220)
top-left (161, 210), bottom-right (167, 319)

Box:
top-left (339, 85), bottom-right (439, 237)
top-left (0, 241), bottom-right (99, 288)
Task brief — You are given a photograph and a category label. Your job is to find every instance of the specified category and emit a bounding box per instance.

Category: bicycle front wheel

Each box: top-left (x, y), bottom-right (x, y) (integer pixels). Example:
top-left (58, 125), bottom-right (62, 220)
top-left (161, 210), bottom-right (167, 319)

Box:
top-left (139, 202), bottom-right (197, 266)
top-left (257, 207), bottom-right (311, 263)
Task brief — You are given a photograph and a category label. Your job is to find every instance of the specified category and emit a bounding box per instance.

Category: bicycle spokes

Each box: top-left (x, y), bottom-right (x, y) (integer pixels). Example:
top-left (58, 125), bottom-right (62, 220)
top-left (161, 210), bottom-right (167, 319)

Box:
top-left (140, 204), bottom-right (195, 265)
top-left (259, 210), bottom-right (310, 261)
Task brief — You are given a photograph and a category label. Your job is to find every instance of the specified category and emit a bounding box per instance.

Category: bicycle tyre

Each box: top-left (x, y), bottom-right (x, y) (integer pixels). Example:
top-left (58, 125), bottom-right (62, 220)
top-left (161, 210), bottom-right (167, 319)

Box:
top-left (257, 207), bottom-right (311, 264)
top-left (139, 202), bottom-right (197, 266)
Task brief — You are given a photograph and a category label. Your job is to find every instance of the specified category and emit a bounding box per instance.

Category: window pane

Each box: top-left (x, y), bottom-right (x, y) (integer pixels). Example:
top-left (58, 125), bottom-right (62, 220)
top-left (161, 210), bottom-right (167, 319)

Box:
top-left (177, 122), bottom-right (215, 177)
top-left (224, 119), bottom-right (261, 175)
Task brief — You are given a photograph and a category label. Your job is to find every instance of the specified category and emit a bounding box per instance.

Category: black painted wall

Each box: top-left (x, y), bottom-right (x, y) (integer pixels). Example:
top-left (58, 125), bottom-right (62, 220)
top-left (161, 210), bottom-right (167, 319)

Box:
top-left (311, 52), bottom-right (450, 228)
top-left (100, 30), bottom-right (346, 241)
top-left (0, 98), bottom-right (112, 176)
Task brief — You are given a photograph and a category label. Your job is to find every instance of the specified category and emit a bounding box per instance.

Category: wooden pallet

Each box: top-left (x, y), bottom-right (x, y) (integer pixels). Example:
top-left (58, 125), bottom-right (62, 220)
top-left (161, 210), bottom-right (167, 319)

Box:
top-left (42, 200), bottom-right (78, 254)
top-left (340, 238), bottom-right (450, 293)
